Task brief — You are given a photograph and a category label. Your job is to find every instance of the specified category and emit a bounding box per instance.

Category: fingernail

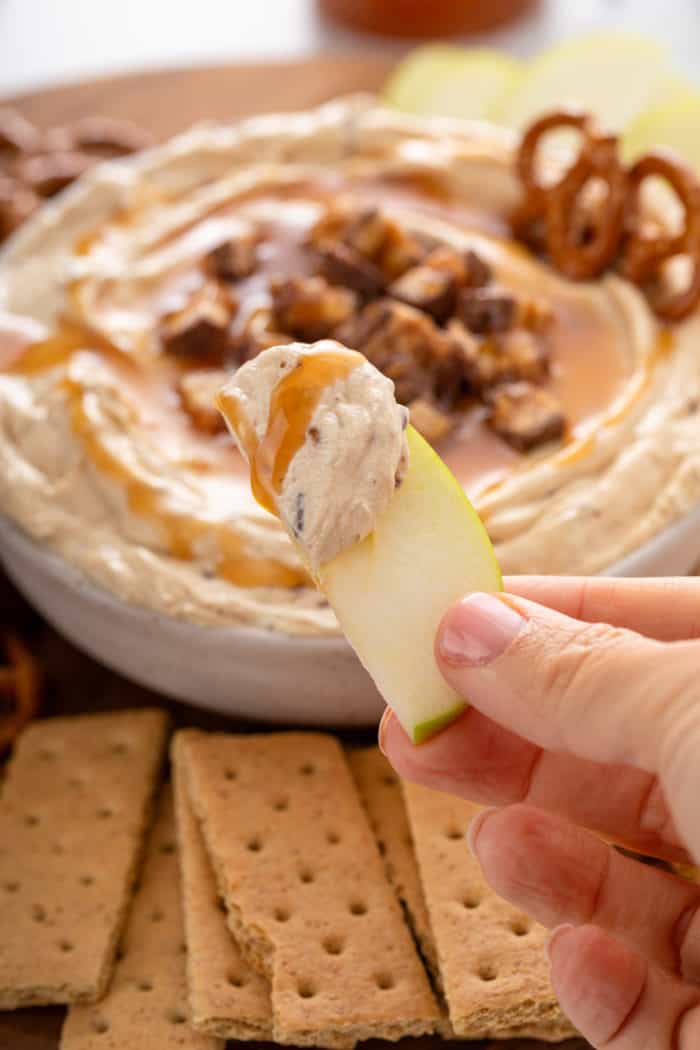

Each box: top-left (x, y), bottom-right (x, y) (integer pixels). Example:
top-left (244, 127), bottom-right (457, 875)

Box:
top-left (378, 708), bottom-right (393, 756)
top-left (438, 593), bottom-right (526, 667)
top-left (545, 924), bottom-right (575, 963)
top-left (466, 807), bottom-right (497, 858)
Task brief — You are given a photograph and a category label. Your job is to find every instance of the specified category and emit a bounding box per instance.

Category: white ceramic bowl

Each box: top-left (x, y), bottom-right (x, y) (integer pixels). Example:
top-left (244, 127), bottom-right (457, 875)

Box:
top-left (0, 514), bottom-right (382, 726)
top-left (2, 503), bottom-right (700, 726)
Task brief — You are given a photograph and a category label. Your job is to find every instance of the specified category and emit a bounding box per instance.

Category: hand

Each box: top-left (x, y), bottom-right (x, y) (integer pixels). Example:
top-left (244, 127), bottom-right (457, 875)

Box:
top-left (380, 576), bottom-right (700, 1049)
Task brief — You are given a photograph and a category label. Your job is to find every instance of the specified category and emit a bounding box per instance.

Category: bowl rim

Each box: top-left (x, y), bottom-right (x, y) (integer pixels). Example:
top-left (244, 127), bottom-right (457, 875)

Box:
top-left (0, 513), bottom-right (348, 652)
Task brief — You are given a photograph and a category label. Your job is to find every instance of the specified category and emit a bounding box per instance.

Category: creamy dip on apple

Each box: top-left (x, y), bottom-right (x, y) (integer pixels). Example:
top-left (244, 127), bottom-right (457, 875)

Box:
top-left (1, 97), bottom-right (699, 635)
top-left (217, 342), bottom-right (408, 569)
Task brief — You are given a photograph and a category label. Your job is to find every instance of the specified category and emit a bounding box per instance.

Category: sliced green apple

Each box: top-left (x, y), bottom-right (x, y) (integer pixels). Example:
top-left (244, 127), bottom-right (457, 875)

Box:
top-left (500, 32), bottom-right (672, 132)
top-left (318, 425), bottom-right (502, 744)
top-left (622, 91), bottom-right (700, 170)
top-left (383, 45), bottom-right (522, 121)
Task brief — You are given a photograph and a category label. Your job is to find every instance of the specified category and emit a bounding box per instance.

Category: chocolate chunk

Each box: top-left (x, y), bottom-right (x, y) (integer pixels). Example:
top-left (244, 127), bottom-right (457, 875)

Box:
top-left (0, 109), bottom-right (41, 155)
top-left (338, 299), bottom-right (461, 407)
top-left (449, 321), bottom-right (548, 392)
top-left (15, 151), bottom-right (96, 197)
top-left (464, 249), bottom-right (493, 288)
top-left (378, 224), bottom-right (426, 281)
top-left (294, 491), bottom-right (305, 537)
top-left (343, 207), bottom-right (390, 258)
top-left (206, 233), bottom-right (259, 282)
top-left (423, 246), bottom-right (492, 289)
top-left (517, 295), bottom-right (554, 331)
top-left (408, 397), bottom-right (453, 445)
top-left (159, 281), bottom-right (236, 359)
top-left (178, 368), bottom-right (230, 434)
top-left (0, 176), bottom-right (39, 241)
top-left (388, 264), bottom-right (456, 322)
top-left (317, 242), bottom-right (386, 297)
top-left (486, 382), bottom-right (565, 451)
top-left (270, 275), bottom-right (357, 341)
top-left (457, 287), bottom-right (517, 334)
top-left (62, 116), bottom-right (155, 157)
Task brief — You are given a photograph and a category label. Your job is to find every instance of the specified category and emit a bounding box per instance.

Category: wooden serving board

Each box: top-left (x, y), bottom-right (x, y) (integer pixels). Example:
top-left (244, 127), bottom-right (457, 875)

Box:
top-left (0, 59), bottom-right (588, 1050)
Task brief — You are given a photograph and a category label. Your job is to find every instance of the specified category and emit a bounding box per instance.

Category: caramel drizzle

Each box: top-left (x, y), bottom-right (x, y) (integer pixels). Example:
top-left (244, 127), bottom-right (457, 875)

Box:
top-left (65, 372), bottom-right (306, 588)
top-left (218, 349), bottom-right (364, 518)
top-left (8, 322), bottom-right (122, 376)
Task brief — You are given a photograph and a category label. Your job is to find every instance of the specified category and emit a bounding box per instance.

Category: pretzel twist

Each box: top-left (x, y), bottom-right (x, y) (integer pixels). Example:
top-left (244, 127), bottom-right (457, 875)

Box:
top-left (515, 110), bottom-right (627, 279)
top-left (0, 632), bottom-right (41, 751)
top-left (621, 149), bottom-right (700, 321)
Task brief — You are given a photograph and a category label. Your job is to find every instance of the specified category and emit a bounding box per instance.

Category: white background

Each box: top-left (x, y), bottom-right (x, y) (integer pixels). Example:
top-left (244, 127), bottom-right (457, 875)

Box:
top-left (1, 0), bottom-right (700, 97)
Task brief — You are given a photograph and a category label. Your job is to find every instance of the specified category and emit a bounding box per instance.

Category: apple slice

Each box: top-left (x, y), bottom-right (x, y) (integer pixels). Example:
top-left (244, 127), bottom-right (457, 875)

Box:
top-left (500, 33), bottom-right (672, 132)
top-left (383, 45), bottom-right (522, 121)
top-left (318, 425), bottom-right (502, 743)
top-left (622, 91), bottom-right (700, 170)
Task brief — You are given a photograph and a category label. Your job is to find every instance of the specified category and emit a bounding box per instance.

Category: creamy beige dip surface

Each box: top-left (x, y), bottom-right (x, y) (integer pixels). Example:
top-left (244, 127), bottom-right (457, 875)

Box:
top-left (1, 97), bottom-right (700, 635)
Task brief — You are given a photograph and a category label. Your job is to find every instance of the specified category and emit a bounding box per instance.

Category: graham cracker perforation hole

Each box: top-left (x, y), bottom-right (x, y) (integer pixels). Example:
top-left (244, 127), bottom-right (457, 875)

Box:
top-left (322, 935), bottom-right (344, 956)
top-left (381, 772), bottom-right (398, 786)
top-left (24, 814), bottom-right (39, 827)
top-left (160, 841), bottom-right (176, 854)
top-left (38, 748), bottom-right (55, 761)
top-left (3, 880), bottom-right (19, 893)
top-left (375, 972), bottom-right (395, 990)
top-left (462, 895), bottom-right (480, 910)
top-left (80, 875), bottom-right (95, 887)
top-left (178, 942), bottom-right (187, 955)
top-left (32, 904), bottom-right (46, 922)
top-left (92, 1019), bottom-right (109, 1034)
top-left (96, 808), bottom-right (113, 820)
top-left (377, 839), bottom-right (386, 856)
top-left (478, 963), bottom-right (498, 982)
top-left (227, 972), bottom-right (247, 988)
top-left (150, 909), bottom-right (164, 923)
top-left (299, 867), bottom-right (315, 884)
top-left (274, 906), bottom-right (291, 923)
top-left (326, 830), bottom-right (341, 845)
top-left (167, 1009), bottom-right (187, 1025)
top-left (51, 843), bottom-right (64, 855)
top-left (138, 980), bottom-right (153, 992)
top-left (273, 796), bottom-right (289, 812)
top-left (445, 825), bottom-right (463, 841)
top-left (111, 741), bottom-right (129, 755)
top-left (297, 979), bottom-right (317, 999)
top-left (349, 899), bottom-right (368, 916)
top-left (59, 939), bottom-right (74, 953)
top-left (224, 768), bottom-right (237, 781)
top-left (299, 762), bottom-right (315, 776)
top-left (67, 777), bottom-right (84, 789)
top-left (510, 919), bottom-right (531, 937)
top-left (246, 836), bottom-right (263, 853)
top-left (216, 897), bottom-right (227, 914)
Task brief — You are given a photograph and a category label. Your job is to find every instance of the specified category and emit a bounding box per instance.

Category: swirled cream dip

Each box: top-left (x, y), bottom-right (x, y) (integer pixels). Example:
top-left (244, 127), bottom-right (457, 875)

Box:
top-left (1, 97), bottom-right (700, 635)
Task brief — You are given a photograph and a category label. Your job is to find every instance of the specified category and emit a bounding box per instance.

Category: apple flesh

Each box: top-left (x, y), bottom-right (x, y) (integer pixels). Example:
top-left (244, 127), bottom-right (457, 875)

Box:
top-left (318, 425), bottom-right (502, 744)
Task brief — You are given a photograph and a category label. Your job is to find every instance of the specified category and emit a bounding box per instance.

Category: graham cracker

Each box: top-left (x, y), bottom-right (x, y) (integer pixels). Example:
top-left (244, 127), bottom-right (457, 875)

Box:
top-left (0, 708), bottom-right (168, 1008)
top-left (402, 780), bottom-right (576, 1041)
top-left (171, 739), bottom-right (273, 1039)
top-left (347, 748), bottom-right (437, 974)
top-left (177, 729), bottom-right (440, 1049)
top-left (61, 786), bottom-right (221, 1050)
top-left (348, 748), bottom-right (454, 1040)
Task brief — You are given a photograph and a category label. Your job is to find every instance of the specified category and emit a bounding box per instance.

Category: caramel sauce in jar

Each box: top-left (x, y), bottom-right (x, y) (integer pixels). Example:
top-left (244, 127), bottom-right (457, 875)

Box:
top-left (319, 0), bottom-right (537, 36)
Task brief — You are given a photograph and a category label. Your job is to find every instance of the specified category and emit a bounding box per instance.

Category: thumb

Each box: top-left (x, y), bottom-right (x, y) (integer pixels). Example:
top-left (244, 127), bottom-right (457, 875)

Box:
top-left (435, 592), bottom-right (700, 860)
